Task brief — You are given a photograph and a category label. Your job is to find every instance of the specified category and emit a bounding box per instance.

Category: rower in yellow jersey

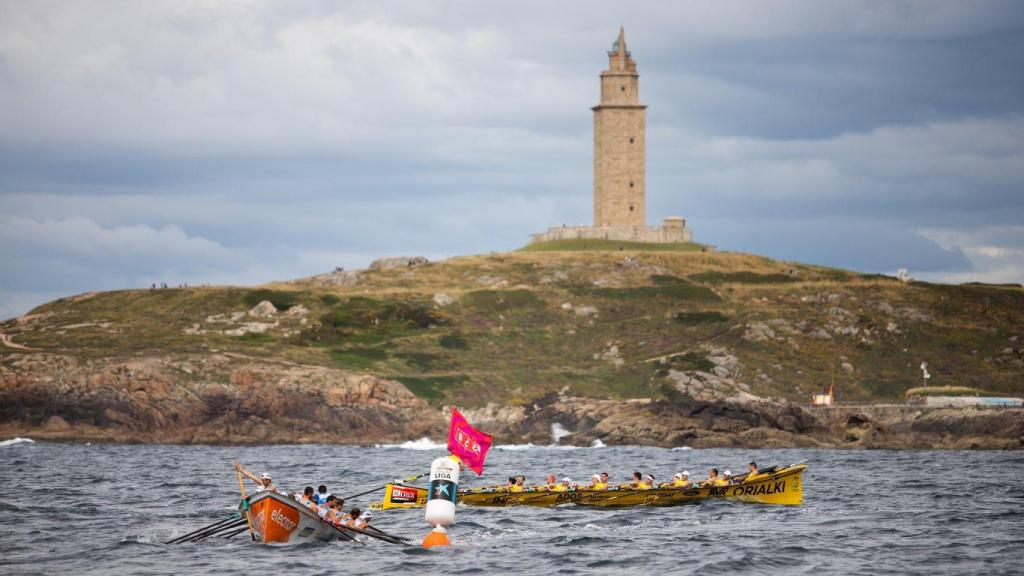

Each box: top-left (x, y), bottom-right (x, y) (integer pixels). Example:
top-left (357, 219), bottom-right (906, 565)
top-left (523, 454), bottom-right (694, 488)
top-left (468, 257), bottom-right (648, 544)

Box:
top-left (551, 477), bottom-right (572, 492)
top-left (664, 472), bottom-right (690, 487)
top-left (589, 474), bottom-right (608, 490)
top-left (744, 461), bottom-right (764, 482)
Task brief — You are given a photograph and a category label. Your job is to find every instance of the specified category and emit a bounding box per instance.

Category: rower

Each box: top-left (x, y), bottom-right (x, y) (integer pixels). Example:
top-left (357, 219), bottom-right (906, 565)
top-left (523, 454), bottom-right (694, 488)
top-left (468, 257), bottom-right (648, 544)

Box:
top-left (515, 475), bottom-right (526, 490)
top-left (623, 471), bottom-right (643, 488)
top-left (589, 474), bottom-right (608, 490)
top-left (702, 468), bottom-right (721, 487)
top-left (504, 477), bottom-right (523, 493)
top-left (545, 474), bottom-right (558, 490)
top-left (638, 474), bottom-right (655, 489)
top-left (722, 470), bottom-right (733, 485)
top-left (323, 496), bottom-right (346, 524)
top-left (600, 472), bottom-right (610, 487)
top-left (668, 472), bottom-right (690, 487)
top-left (339, 507), bottom-right (361, 527)
top-left (354, 510), bottom-right (372, 530)
top-left (235, 462), bottom-right (277, 493)
top-left (315, 484), bottom-right (331, 505)
top-left (319, 495), bottom-right (338, 519)
top-left (297, 486), bottom-right (317, 509)
top-left (744, 461), bottom-right (763, 482)
top-left (552, 477), bottom-right (572, 492)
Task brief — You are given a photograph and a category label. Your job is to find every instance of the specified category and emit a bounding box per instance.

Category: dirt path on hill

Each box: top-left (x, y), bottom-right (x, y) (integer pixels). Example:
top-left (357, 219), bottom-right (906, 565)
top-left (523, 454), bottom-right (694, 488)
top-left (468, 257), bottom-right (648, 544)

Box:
top-left (0, 332), bottom-right (36, 350)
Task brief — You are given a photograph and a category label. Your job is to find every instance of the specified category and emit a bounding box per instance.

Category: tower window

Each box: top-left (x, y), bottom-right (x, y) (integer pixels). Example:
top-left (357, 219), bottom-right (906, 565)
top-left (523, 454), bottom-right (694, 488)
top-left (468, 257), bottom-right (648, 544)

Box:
top-left (629, 206), bottom-right (634, 212)
top-left (629, 137), bottom-right (634, 144)
top-left (620, 86), bottom-right (626, 92)
top-left (629, 181), bottom-right (634, 188)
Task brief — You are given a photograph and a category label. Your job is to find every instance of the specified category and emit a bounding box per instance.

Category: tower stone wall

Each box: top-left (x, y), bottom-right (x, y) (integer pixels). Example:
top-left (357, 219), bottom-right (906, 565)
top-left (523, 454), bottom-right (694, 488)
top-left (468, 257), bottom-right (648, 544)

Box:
top-left (530, 28), bottom-right (693, 246)
top-left (593, 28), bottom-right (646, 229)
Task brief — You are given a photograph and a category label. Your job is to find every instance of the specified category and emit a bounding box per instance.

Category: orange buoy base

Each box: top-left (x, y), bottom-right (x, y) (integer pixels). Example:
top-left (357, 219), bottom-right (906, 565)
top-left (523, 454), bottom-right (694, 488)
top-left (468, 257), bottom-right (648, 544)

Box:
top-left (422, 526), bottom-right (451, 548)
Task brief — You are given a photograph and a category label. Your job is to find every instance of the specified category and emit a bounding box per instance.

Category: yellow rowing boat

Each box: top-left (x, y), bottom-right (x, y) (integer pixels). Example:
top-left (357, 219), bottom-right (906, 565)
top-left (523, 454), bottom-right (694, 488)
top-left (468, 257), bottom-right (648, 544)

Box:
top-left (372, 464), bottom-right (805, 509)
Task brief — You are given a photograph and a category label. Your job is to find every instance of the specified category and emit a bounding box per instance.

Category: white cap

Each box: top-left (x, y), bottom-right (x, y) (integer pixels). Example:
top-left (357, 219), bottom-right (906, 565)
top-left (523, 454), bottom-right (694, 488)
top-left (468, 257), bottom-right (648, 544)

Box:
top-left (723, 470), bottom-right (732, 476)
top-left (643, 474), bottom-right (654, 482)
top-left (359, 511), bottom-right (373, 520)
top-left (592, 474), bottom-right (601, 481)
top-left (562, 477), bottom-right (572, 483)
top-left (673, 473), bottom-right (683, 479)
top-left (682, 471), bottom-right (690, 477)
top-left (259, 473), bottom-right (272, 480)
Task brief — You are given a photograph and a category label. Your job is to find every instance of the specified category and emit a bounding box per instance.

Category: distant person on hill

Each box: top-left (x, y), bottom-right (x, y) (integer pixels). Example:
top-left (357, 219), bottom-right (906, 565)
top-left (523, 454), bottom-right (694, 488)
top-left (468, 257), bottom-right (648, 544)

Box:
top-left (235, 462), bottom-right (277, 493)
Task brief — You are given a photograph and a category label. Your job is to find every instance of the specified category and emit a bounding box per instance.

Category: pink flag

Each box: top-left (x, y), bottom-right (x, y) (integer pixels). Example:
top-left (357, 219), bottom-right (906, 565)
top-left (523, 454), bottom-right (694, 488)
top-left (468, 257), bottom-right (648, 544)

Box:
top-left (447, 407), bottom-right (493, 475)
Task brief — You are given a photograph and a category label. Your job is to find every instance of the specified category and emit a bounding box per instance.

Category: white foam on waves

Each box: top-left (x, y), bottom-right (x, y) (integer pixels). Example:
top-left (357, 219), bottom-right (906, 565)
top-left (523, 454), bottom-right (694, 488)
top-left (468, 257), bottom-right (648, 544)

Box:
top-left (550, 422), bottom-right (572, 443)
top-left (0, 437), bottom-right (35, 447)
top-left (375, 437), bottom-right (446, 450)
top-left (496, 443), bottom-right (535, 451)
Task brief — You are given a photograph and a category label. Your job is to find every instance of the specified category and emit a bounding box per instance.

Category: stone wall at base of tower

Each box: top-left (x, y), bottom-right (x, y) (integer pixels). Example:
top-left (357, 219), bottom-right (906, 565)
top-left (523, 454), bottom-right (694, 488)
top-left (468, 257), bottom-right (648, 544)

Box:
top-left (530, 220), bottom-right (693, 245)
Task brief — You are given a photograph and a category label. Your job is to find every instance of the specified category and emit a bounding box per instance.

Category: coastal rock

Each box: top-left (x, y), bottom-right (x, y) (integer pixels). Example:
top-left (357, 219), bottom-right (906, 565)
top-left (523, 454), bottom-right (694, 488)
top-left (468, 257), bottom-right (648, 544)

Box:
top-left (248, 300), bottom-right (278, 318)
top-left (369, 256), bottom-right (428, 270)
top-left (433, 292), bottom-right (455, 307)
top-left (0, 353), bottom-right (444, 444)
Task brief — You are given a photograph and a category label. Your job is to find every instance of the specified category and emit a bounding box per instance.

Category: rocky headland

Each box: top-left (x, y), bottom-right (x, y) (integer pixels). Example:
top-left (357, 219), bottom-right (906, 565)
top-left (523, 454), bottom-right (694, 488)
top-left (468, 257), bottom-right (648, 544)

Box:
top-left (1, 244), bottom-right (1021, 448)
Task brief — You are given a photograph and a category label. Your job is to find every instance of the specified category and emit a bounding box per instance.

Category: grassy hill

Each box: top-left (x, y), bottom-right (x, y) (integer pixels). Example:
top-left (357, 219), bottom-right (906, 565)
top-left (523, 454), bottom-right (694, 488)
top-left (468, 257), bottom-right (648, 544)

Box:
top-left (3, 246), bottom-right (1022, 409)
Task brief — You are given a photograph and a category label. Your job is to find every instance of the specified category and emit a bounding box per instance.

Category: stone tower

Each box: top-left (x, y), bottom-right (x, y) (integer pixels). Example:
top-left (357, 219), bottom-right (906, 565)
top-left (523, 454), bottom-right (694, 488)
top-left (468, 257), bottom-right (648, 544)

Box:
top-left (528, 28), bottom-right (693, 246)
top-left (592, 27), bottom-right (646, 229)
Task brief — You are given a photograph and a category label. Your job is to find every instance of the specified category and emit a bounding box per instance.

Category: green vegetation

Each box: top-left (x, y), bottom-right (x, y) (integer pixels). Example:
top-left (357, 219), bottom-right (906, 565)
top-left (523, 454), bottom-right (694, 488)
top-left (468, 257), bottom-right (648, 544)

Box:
top-left (395, 375), bottom-right (467, 404)
top-left (689, 271), bottom-right (797, 284)
top-left (6, 247), bottom-right (1022, 407)
top-left (905, 386), bottom-right (992, 397)
top-left (243, 289), bottom-right (300, 311)
top-left (675, 311), bottom-right (729, 324)
top-left (520, 239), bottom-right (704, 252)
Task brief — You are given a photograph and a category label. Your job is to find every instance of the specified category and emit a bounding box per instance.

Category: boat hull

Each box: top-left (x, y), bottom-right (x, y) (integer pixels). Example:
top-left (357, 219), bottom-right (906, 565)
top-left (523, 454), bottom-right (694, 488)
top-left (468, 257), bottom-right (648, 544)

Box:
top-left (461, 464), bottom-right (806, 508)
top-left (242, 490), bottom-right (353, 544)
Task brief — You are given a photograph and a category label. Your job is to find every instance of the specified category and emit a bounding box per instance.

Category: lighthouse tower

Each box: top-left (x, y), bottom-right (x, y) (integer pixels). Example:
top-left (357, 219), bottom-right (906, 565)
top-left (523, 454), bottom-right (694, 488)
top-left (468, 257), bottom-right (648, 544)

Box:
top-left (592, 27), bottom-right (646, 230)
top-left (529, 28), bottom-right (693, 246)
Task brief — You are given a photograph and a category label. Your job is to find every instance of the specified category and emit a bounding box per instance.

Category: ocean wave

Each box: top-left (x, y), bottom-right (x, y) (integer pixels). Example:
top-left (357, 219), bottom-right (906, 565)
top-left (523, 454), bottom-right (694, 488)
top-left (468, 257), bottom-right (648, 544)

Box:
top-left (374, 438), bottom-right (446, 450)
top-left (496, 443), bottom-right (535, 451)
top-left (591, 439), bottom-right (606, 448)
top-left (671, 446), bottom-right (693, 451)
top-left (0, 437), bottom-right (35, 447)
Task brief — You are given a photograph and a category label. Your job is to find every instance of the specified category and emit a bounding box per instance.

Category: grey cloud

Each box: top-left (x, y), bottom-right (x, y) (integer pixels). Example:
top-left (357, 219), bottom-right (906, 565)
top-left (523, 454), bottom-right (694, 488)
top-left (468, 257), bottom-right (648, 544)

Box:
top-left (0, 0), bottom-right (1022, 318)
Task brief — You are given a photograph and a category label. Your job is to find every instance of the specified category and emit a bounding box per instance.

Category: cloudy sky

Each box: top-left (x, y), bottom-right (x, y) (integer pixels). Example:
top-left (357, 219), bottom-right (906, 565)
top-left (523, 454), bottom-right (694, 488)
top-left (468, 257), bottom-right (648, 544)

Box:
top-left (1, 0), bottom-right (1022, 318)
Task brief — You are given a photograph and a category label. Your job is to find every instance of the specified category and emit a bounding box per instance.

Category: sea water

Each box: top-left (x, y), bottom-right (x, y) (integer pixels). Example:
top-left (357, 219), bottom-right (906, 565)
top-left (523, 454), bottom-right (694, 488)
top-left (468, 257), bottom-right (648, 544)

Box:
top-left (0, 441), bottom-right (1021, 575)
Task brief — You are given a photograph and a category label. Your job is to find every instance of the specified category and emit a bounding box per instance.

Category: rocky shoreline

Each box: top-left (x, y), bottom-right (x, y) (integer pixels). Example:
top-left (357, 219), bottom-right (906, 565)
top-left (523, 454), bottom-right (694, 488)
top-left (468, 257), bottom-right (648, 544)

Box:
top-left (2, 352), bottom-right (1020, 449)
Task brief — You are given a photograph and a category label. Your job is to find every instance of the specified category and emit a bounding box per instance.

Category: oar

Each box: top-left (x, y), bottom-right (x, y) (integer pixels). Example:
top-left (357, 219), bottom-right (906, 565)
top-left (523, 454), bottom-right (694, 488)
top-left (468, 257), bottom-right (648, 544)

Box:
top-left (363, 524), bottom-right (411, 542)
top-left (221, 525), bottom-right (253, 539)
top-left (180, 519), bottom-right (249, 543)
top-left (176, 519), bottom-right (247, 543)
top-left (165, 515), bottom-right (239, 544)
top-left (339, 472), bottom-right (429, 501)
top-left (334, 523), bottom-right (409, 546)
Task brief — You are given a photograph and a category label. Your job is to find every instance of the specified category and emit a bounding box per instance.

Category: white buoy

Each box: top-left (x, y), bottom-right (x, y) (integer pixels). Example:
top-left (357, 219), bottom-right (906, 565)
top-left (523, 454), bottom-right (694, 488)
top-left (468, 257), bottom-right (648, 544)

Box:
top-left (424, 456), bottom-right (459, 527)
top-left (423, 456), bottom-right (459, 547)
